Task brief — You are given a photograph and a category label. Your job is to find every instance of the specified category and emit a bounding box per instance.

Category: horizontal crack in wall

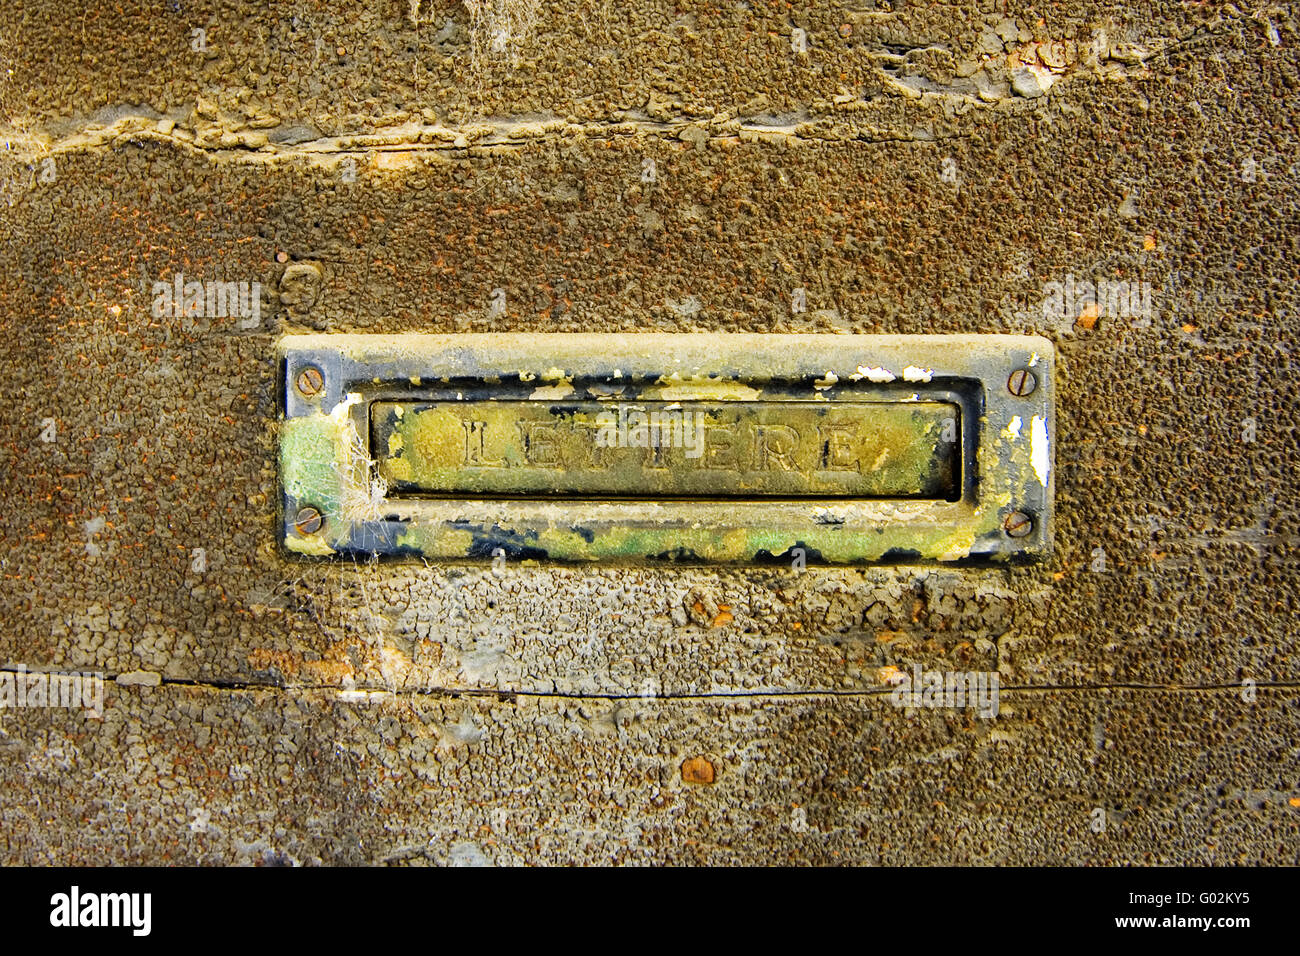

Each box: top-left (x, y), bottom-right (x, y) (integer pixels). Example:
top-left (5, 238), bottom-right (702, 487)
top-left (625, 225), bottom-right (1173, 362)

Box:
top-left (10, 111), bottom-right (982, 167)
top-left (0, 666), bottom-right (1291, 701)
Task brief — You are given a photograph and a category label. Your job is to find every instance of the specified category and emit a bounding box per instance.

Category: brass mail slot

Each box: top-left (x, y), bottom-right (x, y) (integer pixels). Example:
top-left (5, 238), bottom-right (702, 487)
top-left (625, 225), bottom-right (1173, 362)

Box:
top-left (370, 400), bottom-right (960, 500)
top-left (278, 333), bottom-right (1054, 564)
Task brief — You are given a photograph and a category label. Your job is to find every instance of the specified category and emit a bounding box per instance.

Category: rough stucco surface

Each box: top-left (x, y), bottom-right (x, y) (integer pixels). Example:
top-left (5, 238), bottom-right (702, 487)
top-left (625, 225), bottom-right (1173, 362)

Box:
top-left (0, 1), bottom-right (1297, 864)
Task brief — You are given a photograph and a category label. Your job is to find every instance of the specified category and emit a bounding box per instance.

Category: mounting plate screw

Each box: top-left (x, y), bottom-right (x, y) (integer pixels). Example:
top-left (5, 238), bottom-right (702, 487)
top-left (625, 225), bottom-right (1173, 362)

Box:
top-left (1003, 511), bottom-right (1033, 538)
top-left (1007, 368), bottom-right (1037, 397)
top-left (294, 506), bottom-right (323, 535)
top-left (295, 365), bottom-right (324, 397)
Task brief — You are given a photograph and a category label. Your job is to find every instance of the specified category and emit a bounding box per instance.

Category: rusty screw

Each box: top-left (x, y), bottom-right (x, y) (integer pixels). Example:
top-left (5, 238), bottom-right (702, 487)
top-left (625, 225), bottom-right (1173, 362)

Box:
top-left (295, 365), bottom-right (324, 397)
top-left (1003, 511), bottom-right (1033, 538)
top-left (294, 506), bottom-right (323, 535)
top-left (1007, 368), bottom-right (1037, 397)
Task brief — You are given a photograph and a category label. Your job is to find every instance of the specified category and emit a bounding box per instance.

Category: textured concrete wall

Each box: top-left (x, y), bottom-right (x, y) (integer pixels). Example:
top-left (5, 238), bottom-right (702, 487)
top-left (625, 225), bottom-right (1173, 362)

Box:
top-left (1, 1), bottom-right (1297, 864)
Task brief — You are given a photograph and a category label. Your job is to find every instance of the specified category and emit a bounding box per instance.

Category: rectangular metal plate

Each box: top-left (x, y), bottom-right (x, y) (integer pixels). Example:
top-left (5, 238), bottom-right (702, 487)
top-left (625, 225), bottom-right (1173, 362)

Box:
top-left (278, 333), bottom-right (1054, 564)
top-left (370, 399), bottom-right (960, 499)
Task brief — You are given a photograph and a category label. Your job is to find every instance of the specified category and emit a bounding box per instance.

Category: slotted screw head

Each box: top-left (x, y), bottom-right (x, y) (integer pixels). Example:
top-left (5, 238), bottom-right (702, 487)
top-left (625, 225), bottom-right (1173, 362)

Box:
top-left (295, 366), bottom-right (324, 397)
top-left (1007, 368), bottom-right (1037, 397)
top-left (1003, 511), bottom-right (1033, 538)
top-left (294, 506), bottom-right (323, 535)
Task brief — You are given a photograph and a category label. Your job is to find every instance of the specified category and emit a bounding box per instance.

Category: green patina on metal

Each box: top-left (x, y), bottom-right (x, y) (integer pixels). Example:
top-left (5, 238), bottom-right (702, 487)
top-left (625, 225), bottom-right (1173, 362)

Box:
top-left (402, 520), bottom-right (982, 565)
